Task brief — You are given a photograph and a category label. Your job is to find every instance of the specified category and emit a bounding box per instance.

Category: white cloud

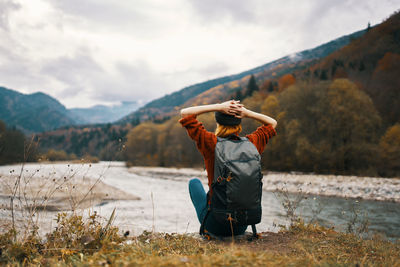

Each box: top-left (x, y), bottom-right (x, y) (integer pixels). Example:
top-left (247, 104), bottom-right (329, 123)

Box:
top-left (0, 0), bottom-right (398, 108)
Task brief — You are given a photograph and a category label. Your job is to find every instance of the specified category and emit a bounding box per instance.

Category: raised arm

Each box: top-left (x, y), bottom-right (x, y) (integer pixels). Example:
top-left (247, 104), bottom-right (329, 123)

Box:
top-left (237, 107), bottom-right (277, 129)
top-left (180, 100), bottom-right (242, 118)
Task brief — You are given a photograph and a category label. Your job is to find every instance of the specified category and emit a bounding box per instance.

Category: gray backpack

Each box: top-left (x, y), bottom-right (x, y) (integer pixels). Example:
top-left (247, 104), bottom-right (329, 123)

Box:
top-left (200, 135), bottom-right (263, 239)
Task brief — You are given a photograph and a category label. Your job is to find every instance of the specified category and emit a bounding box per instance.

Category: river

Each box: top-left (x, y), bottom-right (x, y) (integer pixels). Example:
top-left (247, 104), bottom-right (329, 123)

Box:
top-left (0, 162), bottom-right (399, 240)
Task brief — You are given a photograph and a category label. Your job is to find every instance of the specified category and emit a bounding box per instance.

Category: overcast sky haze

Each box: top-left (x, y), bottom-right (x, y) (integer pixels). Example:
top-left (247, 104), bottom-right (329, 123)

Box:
top-left (0, 0), bottom-right (399, 108)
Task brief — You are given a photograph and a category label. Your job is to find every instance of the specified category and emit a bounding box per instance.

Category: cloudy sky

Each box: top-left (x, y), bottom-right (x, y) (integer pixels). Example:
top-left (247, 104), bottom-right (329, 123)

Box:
top-left (0, 0), bottom-right (398, 108)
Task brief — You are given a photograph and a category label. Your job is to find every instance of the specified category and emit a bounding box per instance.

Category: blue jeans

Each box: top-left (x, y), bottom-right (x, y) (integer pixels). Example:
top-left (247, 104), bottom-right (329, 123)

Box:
top-left (188, 178), bottom-right (247, 236)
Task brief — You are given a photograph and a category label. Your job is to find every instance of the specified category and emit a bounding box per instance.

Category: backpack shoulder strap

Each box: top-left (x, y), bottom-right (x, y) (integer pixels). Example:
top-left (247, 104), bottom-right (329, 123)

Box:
top-left (199, 208), bottom-right (210, 235)
top-left (200, 192), bottom-right (211, 236)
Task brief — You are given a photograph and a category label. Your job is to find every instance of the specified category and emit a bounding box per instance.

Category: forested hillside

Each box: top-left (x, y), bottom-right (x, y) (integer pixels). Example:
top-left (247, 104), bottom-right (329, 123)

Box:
top-left (0, 87), bottom-right (79, 133)
top-left (308, 17), bottom-right (400, 126)
top-left (37, 123), bottom-right (130, 161)
top-left (118, 29), bottom-right (366, 125)
top-left (125, 11), bottom-right (400, 177)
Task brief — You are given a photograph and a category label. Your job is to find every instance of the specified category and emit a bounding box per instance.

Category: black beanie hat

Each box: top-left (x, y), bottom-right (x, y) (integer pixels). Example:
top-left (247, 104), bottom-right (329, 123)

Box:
top-left (215, 111), bottom-right (241, 126)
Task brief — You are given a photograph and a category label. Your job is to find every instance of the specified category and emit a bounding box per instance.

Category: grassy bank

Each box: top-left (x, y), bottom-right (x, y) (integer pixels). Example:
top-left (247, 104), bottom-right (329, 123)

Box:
top-left (1, 213), bottom-right (399, 266)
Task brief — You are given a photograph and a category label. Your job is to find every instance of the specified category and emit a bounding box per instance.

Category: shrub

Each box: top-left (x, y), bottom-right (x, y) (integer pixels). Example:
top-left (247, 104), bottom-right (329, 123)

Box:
top-left (45, 149), bottom-right (69, 161)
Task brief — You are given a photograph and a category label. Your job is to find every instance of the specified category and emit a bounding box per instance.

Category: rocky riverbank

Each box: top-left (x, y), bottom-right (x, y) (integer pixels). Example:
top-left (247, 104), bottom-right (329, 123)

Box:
top-left (129, 167), bottom-right (400, 203)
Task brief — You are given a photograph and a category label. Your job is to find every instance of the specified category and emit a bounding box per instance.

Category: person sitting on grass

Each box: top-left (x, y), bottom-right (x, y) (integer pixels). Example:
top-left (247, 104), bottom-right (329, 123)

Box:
top-left (179, 100), bottom-right (277, 237)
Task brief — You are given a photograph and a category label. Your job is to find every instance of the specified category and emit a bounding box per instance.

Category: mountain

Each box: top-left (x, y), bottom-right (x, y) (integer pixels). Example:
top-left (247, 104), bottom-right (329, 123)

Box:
top-left (69, 101), bottom-right (142, 124)
top-left (0, 87), bottom-right (143, 133)
top-left (0, 87), bottom-right (77, 133)
top-left (122, 11), bottom-right (400, 177)
top-left (118, 29), bottom-right (366, 125)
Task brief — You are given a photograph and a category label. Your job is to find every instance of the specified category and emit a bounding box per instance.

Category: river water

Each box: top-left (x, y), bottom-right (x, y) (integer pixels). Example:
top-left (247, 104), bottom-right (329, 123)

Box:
top-left (0, 162), bottom-right (399, 240)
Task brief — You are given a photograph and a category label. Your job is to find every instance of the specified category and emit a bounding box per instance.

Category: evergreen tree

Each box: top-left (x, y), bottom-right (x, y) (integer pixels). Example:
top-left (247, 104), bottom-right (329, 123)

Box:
top-left (359, 61), bottom-right (365, 71)
top-left (331, 64), bottom-right (337, 77)
top-left (320, 69), bottom-right (328, 80)
top-left (0, 121), bottom-right (28, 165)
top-left (268, 82), bottom-right (275, 92)
top-left (235, 89), bottom-right (243, 101)
top-left (245, 75), bottom-right (259, 97)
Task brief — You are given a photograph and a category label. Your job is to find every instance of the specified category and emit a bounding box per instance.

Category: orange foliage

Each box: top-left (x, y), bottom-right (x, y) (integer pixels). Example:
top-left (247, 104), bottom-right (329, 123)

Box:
top-left (278, 74), bottom-right (296, 91)
top-left (375, 52), bottom-right (400, 73)
top-left (240, 75), bottom-right (251, 83)
top-left (261, 80), bottom-right (272, 92)
top-left (228, 80), bottom-right (239, 88)
top-left (333, 67), bottom-right (348, 79)
top-left (379, 124), bottom-right (400, 176)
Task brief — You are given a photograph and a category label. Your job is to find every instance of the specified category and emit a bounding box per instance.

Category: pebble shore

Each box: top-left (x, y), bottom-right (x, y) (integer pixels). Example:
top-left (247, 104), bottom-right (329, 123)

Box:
top-left (129, 167), bottom-right (400, 203)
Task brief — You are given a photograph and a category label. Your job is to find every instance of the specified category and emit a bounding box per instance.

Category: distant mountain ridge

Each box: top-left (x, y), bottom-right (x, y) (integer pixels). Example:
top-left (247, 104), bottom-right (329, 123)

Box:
top-left (0, 87), bottom-right (142, 133)
top-left (0, 87), bottom-right (77, 133)
top-left (69, 101), bottom-right (141, 124)
top-left (118, 29), bottom-right (366, 124)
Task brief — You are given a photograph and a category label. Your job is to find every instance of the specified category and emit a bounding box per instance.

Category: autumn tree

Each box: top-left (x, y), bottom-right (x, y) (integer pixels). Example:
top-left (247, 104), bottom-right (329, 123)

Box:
top-left (125, 122), bottom-right (163, 166)
top-left (160, 116), bottom-right (203, 167)
top-left (240, 92), bottom-right (265, 135)
top-left (125, 116), bottom-right (206, 168)
top-left (46, 149), bottom-right (66, 161)
top-left (261, 80), bottom-right (276, 93)
top-left (265, 79), bottom-right (382, 175)
top-left (379, 124), bottom-right (400, 176)
top-left (322, 79), bottom-right (381, 174)
top-left (260, 95), bottom-right (290, 170)
top-left (368, 52), bottom-right (400, 126)
top-left (278, 74), bottom-right (296, 91)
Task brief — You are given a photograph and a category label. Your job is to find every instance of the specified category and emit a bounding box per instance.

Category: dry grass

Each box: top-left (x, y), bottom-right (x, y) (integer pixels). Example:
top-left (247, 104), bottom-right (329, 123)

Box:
top-left (0, 161), bottom-right (140, 240)
top-left (0, 215), bottom-right (399, 266)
